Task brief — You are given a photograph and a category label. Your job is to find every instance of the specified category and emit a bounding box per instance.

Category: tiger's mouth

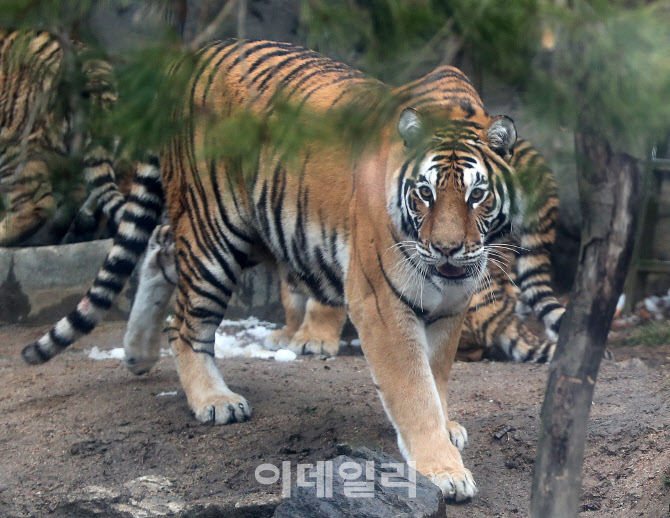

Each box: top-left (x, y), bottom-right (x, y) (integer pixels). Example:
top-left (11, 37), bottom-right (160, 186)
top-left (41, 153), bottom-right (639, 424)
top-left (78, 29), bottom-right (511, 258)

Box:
top-left (433, 262), bottom-right (470, 279)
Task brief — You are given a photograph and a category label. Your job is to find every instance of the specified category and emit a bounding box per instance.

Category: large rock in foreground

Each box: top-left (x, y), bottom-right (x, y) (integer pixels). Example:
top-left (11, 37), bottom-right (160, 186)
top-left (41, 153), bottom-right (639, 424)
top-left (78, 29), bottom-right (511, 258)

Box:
top-left (272, 447), bottom-right (445, 518)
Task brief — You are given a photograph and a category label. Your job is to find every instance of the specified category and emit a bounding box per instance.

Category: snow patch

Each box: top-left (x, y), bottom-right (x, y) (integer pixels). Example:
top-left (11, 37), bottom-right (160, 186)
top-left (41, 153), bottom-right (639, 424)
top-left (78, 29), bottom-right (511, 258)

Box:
top-left (88, 347), bottom-right (125, 360)
top-left (87, 317), bottom-right (296, 362)
top-left (156, 391), bottom-right (178, 397)
top-left (215, 317), bottom-right (279, 360)
top-left (274, 349), bottom-right (297, 362)
top-left (88, 347), bottom-right (171, 361)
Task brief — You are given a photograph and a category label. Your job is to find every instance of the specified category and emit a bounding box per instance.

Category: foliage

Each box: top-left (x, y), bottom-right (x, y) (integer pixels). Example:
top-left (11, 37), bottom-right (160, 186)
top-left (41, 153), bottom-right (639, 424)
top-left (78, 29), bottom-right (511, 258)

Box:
top-left (612, 320), bottom-right (670, 348)
top-left (528, 2), bottom-right (670, 150)
top-left (2, 0), bottom-right (670, 180)
top-left (102, 38), bottom-right (198, 157)
top-left (300, 0), bottom-right (670, 149)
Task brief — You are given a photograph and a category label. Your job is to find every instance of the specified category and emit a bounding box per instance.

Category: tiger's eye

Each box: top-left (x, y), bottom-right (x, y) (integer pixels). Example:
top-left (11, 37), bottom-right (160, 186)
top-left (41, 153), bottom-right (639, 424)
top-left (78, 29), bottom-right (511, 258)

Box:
top-left (418, 185), bottom-right (433, 201)
top-left (469, 188), bottom-right (485, 203)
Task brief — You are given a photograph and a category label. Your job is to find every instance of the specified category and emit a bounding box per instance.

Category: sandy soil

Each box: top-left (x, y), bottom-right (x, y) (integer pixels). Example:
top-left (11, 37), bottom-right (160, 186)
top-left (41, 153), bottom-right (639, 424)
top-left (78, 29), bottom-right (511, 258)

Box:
top-left (1, 320), bottom-right (669, 517)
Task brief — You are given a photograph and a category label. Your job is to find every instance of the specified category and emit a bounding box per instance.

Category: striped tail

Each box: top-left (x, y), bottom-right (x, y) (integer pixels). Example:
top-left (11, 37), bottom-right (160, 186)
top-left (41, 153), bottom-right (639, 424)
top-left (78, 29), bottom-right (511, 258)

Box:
top-left (83, 156), bottom-right (127, 229)
top-left (509, 139), bottom-right (565, 341)
top-left (61, 151), bottom-right (129, 244)
top-left (22, 160), bottom-right (163, 365)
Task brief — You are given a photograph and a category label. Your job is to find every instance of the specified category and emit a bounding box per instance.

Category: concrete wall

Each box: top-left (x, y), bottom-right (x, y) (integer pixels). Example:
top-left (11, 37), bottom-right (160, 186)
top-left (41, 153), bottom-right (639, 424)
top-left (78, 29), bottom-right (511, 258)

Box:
top-left (0, 240), bottom-right (281, 326)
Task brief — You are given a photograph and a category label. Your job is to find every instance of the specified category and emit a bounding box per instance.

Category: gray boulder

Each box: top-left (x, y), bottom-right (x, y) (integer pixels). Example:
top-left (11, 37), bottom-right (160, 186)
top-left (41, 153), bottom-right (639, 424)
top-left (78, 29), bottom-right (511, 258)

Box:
top-left (272, 447), bottom-right (445, 518)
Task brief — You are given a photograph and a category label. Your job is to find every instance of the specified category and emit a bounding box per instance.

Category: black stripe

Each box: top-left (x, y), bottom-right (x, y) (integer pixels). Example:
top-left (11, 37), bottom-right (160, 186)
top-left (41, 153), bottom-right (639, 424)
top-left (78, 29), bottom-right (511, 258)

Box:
top-left (516, 266), bottom-right (551, 286)
top-left (271, 166), bottom-right (290, 262)
top-left (289, 241), bottom-right (331, 304)
top-left (67, 309), bottom-right (96, 334)
top-left (87, 172), bottom-right (115, 188)
top-left (479, 299), bottom-right (512, 338)
top-left (357, 256), bottom-right (386, 325)
top-left (93, 277), bottom-right (124, 293)
top-left (49, 328), bottom-right (70, 350)
top-left (133, 173), bottom-right (163, 193)
top-left (126, 194), bottom-right (162, 215)
top-left (185, 304), bottom-right (225, 323)
top-left (157, 252), bottom-right (177, 285)
top-left (102, 256), bottom-right (136, 276)
top-left (122, 212), bottom-right (158, 233)
top-left (246, 48), bottom-right (294, 75)
top-left (376, 252), bottom-right (428, 319)
top-left (525, 289), bottom-right (556, 309)
top-left (180, 239), bottom-right (234, 298)
top-left (87, 290), bottom-right (113, 310)
top-left (209, 160), bottom-right (253, 244)
top-left (314, 246), bottom-right (344, 297)
top-left (519, 279), bottom-right (553, 290)
top-left (537, 303), bottom-right (563, 322)
top-left (26, 342), bottom-right (50, 363)
top-left (535, 342), bottom-right (553, 364)
top-left (250, 49), bottom-right (318, 86)
top-left (115, 233), bottom-right (150, 255)
top-left (226, 41), bottom-right (298, 72)
top-left (179, 267), bottom-right (227, 309)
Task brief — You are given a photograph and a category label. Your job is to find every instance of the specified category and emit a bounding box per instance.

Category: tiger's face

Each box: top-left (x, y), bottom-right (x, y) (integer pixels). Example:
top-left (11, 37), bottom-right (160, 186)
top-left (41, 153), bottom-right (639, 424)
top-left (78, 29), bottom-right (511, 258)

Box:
top-left (390, 108), bottom-right (517, 286)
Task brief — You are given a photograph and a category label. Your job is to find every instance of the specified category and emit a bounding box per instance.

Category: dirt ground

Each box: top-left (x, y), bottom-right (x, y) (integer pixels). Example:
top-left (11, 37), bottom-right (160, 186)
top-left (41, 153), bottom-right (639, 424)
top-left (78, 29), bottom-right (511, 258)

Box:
top-left (1, 320), bottom-right (669, 518)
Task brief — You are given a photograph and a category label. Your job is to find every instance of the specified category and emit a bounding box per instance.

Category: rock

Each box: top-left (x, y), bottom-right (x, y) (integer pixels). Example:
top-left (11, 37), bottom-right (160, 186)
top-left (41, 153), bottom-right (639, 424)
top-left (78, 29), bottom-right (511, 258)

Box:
top-left (180, 493), bottom-right (280, 518)
top-left (615, 358), bottom-right (649, 370)
top-left (272, 447), bottom-right (445, 518)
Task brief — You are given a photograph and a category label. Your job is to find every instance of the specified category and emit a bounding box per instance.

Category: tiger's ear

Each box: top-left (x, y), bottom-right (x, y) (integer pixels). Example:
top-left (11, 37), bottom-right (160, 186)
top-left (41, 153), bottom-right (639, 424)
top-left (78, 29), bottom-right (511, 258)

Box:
top-left (398, 108), bottom-right (423, 147)
top-left (485, 115), bottom-right (517, 160)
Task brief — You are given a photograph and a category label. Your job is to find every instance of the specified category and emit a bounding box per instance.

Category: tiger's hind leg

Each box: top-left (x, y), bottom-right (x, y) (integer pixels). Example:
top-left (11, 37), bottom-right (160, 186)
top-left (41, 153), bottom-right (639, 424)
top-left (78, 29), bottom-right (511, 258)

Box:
top-left (287, 298), bottom-right (346, 357)
top-left (264, 280), bottom-right (307, 351)
top-left (0, 160), bottom-right (55, 246)
top-left (123, 224), bottom-right (177, 375)
top-left (169, 223), bottom-right (252, 424)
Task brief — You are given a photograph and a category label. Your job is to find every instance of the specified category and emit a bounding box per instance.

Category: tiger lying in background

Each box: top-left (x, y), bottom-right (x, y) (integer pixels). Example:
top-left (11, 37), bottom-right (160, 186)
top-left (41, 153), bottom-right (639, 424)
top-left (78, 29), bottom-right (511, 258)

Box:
top-left (25, 40), bottom-right (536, 501)
top-left (0, 29), bottom-right (125, 247)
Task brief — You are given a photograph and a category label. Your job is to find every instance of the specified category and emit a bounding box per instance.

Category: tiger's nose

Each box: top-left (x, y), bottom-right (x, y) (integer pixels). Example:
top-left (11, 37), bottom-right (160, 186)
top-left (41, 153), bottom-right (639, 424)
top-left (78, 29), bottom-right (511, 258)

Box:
top-left (433, 242), bottom-right (463, 256)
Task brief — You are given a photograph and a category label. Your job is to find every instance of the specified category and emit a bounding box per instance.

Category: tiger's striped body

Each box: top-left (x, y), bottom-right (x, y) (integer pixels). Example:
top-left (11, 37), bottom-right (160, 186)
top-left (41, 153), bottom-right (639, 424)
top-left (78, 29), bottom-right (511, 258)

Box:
top-left (24, 40), bottom-right (524, 501)
top-left (0, 29), bottom-right (124, 246)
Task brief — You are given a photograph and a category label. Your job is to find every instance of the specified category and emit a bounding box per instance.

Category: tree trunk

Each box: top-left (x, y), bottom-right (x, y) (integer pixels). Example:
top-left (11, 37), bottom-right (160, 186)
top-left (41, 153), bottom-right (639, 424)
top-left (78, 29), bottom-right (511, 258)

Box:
top-left (530, 130), bottom-right (643, 517)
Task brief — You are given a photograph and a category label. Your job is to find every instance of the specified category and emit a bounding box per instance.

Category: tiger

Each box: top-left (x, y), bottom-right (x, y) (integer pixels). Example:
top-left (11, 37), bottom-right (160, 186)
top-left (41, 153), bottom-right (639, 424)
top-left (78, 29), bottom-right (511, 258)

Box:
top-left (22, 40), bottom-right (525, 501)
top-left (123, 212), bottom-right (556, 368)
top-left (262, 137), bottom-right (561, 362)
top-left (0, 29), bottom-right (125, 247)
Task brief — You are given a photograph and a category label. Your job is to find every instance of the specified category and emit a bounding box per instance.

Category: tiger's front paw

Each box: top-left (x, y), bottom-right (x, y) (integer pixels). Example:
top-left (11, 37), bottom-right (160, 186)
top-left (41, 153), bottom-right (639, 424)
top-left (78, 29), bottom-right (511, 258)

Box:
top-left (446, 421), bottom-right (468, 451)
top-left (191, 391), bottom-right (252, 425)
top-left (427, 467), bottom-right (478, 502)
top-left (264, 328), bottom-right (294, 351)
top-left (287, 331), bottom-right (340, 357)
